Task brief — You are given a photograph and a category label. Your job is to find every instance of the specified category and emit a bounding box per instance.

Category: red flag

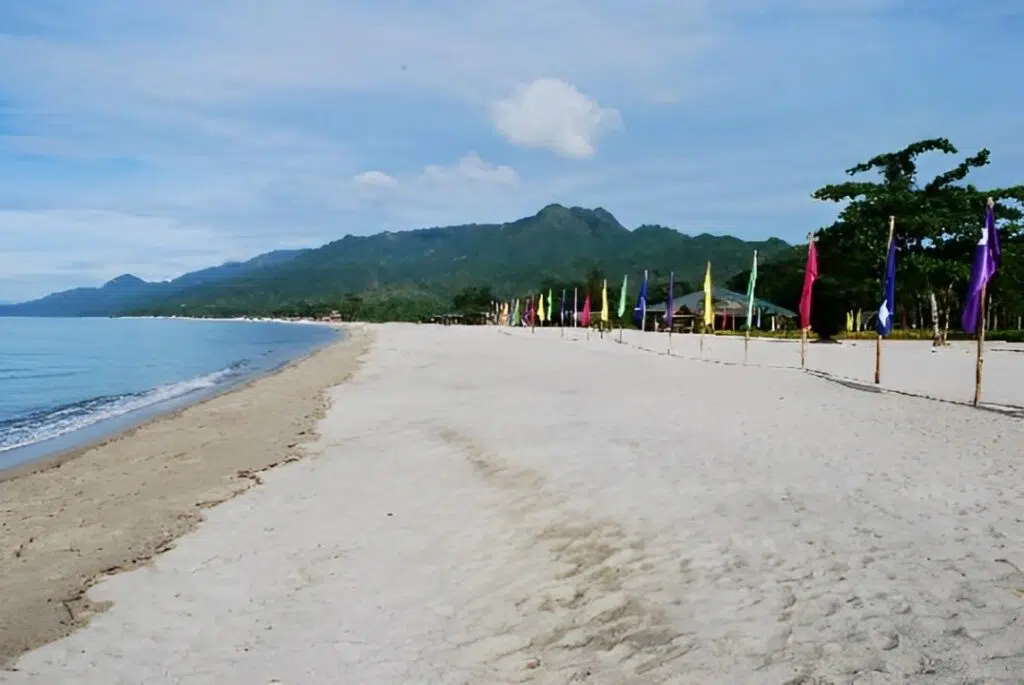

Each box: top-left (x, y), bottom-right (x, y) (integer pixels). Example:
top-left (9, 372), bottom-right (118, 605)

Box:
top-left (581, 294), bottom-right (592, 327)
top-left (799, 241), bottom-right (819, 329)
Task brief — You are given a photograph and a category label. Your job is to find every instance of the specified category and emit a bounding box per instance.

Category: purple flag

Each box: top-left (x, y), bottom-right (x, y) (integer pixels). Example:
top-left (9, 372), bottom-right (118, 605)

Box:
top-left (961, 202), bottom-right (1001, 333)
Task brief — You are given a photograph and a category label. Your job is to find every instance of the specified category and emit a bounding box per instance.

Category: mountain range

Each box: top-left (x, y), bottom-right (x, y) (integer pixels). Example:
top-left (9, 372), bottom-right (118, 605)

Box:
top-left (0, 205), bottom-right (792, 317)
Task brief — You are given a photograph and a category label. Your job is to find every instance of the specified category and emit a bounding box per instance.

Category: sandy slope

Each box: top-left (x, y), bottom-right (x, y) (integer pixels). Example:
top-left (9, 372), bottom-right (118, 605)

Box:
top-left (5, 324), bottom-right (1024, 684)
top-left (0, 325), bottom-right (373, 667)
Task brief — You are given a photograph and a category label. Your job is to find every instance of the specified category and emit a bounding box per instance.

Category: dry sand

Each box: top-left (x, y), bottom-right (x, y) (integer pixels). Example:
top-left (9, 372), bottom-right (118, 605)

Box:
top-left (0, 325), bottom-right (373, 667)
top-left (5, 324), bottom-right (1024, 684)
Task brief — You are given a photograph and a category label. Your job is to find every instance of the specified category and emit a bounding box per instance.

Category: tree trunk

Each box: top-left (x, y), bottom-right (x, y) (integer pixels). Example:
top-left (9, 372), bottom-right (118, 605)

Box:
top-left (929, 291), bottom-right (940, 346)
top-left (939, 284), bottom-right (953, 346)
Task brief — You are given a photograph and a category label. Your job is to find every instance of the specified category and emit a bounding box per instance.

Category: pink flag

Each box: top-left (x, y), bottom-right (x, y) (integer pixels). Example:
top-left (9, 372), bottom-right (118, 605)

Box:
top-left (581, 295), bottom-right (592, 327)
top-left (799, 241), bottom-right (819, 329)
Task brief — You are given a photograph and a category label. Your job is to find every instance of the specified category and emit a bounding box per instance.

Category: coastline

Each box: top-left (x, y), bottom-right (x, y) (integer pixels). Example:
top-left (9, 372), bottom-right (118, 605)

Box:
top-left (0, 317), bottom-right (343, 474)
top-left (0, 324), bottom-right (374, 666)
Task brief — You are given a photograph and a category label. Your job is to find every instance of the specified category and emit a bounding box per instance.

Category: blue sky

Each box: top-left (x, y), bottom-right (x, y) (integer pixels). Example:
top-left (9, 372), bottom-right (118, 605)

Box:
top-left (1, 0), bottom-right (1022, 301)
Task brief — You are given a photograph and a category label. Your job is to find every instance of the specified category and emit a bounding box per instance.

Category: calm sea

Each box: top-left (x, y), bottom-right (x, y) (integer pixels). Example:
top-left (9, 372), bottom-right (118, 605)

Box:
top-left (0, 318), bottom-right (339, 470)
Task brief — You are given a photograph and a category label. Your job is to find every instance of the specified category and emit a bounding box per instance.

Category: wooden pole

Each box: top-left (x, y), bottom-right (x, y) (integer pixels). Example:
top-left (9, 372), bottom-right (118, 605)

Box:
top-left (700, 327), bottom-right (705, 357)
top-left (800, 231), bottom-right (817, 369)
top-left (743, 328), bottom-right (749, 365)
top-left (974, 285), bottom-right (987, 406)
top-left (874, 216), bottom-right (895, 384)
top-left (667, 327), bottom-right (673, 355)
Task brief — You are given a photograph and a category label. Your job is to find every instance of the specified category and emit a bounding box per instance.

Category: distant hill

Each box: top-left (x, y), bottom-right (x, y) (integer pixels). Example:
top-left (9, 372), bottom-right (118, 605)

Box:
top-left (132, 204), bottom-right (791, 313)
top-left (0, 249), bottom-right (308, 317)
top-left (3, 205), bottom-right (791, 317)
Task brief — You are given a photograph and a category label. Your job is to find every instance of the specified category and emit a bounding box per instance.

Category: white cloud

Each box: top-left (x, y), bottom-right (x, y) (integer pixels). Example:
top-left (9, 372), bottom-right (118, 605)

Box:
top-left (421, 153), bottom-right (519, 186)
top-left (491, 78), bottom-right (622, 158)
top-left (351, 170), bottom-right (399, 199)
top-left (352, 153), bottom-right (519, 196)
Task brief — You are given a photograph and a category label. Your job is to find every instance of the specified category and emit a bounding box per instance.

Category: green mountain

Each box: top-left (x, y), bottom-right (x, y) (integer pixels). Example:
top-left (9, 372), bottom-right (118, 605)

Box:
top-left (4, 205), bottom-right (790, 319)
top-left (0, 249), bottom-right (308, 317)
top-left (134, 204), bottom-right (790, 313)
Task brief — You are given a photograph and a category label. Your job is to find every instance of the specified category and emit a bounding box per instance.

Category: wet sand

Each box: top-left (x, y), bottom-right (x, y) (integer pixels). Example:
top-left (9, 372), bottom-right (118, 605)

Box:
top-left (0, 325), bottom-right (373, 666)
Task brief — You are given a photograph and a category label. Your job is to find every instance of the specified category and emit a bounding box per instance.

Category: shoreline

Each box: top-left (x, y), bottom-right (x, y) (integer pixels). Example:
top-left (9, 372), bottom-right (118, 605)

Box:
top-left (0, 324), bottom-right (374, 667)
top-left (0, 318), bottom-right (343, 475)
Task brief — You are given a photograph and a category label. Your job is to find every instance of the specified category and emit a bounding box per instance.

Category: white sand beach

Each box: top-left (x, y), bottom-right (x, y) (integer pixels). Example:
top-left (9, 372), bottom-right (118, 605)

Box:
top-left (5, 324), bottom-right (1024, 684)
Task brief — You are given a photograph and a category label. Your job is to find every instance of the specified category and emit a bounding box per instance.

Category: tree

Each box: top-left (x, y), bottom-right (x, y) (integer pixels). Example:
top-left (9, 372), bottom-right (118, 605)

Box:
top-left (811, 138), bottom-right (1024, 342)
top-left (452, 285), bottom-right (496, 314)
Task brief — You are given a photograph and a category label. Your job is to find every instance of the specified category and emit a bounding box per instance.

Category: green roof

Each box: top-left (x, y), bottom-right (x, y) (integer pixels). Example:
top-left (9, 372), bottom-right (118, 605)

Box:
top-left (646, 287), bottom-right (796, 317)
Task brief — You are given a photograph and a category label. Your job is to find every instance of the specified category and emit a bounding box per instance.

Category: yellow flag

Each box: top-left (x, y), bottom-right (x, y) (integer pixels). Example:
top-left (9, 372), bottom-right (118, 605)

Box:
top-left (702, 262), bottom-right (714, 327)
top-left (537, 292), bottom-right (546, 322)
top-left (600, 279), bottom-right (610, 323)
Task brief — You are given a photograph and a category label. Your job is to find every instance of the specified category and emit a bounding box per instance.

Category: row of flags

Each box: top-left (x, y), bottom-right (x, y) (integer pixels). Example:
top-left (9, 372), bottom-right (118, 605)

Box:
top-left (498, 255), bottom-right (764, 331)
top-left (496, 197), bottom-right (999, 337)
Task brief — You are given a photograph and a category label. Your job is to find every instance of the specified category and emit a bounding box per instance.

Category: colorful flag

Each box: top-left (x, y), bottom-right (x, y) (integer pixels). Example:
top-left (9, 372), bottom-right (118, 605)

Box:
top-left (702, 262), bottom-right (713, 327)
top-left (537, 292), bottom-right (546, 323)
top-left (600, 280), bottom-right (609, 323)
top-left (512, 299), bottom-right (520, 326)
top-left (573, 288), bottom-right (579, 326)
top-left (757, 307), bottom-right (762, 329)
top-left (875, 232), bottom-right (897, 337)
top-left (559, 289), bottom-right (566, 326)
top-left (616, 274), bottom-right (628, 318)
top-left (547, 289), bottom-right (553, 322)
top-left (962, 201), bottom-right (1001, 333)
top-left (745, 251), bottom-right (758, 329)
top-left (799, 241), bottom-right (819, 330)
top-left (581, 294), bottom-right (592, 327)
top-left (846, 311), bottom-right (854, 332)
top-left (632, 270), bottom-right (648, 326)
top-left (666, 272), bottom-right (674, 329)
top-left (855, 308), bottom-right (862, 331)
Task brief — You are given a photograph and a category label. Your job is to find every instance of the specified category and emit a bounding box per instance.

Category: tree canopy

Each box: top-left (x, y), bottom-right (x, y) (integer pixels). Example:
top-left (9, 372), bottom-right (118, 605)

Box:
top-left (730, 138), bottom-right (1024, 338)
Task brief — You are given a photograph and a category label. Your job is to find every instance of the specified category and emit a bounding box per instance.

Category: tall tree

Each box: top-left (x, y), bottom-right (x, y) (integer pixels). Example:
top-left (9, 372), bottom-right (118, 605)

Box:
top-left (811, 138), bottom-right (1024, 341)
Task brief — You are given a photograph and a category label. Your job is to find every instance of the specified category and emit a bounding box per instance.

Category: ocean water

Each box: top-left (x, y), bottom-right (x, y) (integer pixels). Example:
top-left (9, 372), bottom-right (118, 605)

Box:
top-left (0, 318), bottom-right (339, 470)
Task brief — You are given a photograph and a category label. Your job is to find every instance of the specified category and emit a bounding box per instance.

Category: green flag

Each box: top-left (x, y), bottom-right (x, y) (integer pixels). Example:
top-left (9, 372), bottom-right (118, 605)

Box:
top-left (616, 274), bottom-right (628, 318)
top-left (512, 299), bottom-right (520, 326)
top-left (547, 288), bottom-right (553, 321)
top-left (745, 251), bottom-right (758, 328)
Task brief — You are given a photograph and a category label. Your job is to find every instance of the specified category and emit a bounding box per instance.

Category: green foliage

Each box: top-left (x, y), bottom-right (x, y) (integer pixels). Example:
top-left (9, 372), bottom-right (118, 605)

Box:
top-left (121, 204), bottom-right (788, 321)
top-left (806, 138), bottom-right (1024, 336)
top-left (452, 286), bottom-right (496, 314)
top-left (807, 277), bottom-right (847, 340)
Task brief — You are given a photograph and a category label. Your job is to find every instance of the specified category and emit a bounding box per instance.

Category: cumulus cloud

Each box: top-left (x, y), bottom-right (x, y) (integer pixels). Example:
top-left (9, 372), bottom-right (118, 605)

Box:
top-left (491, 79), bottom-right (622, 158)
top-left (351, 170), bottom-right (400, 199)
top-left (352, 153), bottom-right (519, 197)
top-left (421, 153), bottom-right (519, 186)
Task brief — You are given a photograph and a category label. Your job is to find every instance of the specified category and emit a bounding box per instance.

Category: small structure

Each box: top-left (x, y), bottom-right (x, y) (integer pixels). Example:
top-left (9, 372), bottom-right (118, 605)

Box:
top-left (645, 287), bottom-right (797, 332)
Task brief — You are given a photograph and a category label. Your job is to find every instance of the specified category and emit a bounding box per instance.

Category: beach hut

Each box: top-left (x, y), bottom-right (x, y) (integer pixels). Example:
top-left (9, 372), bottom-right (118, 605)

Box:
top-left (646, 287), bottom-right (797, 332)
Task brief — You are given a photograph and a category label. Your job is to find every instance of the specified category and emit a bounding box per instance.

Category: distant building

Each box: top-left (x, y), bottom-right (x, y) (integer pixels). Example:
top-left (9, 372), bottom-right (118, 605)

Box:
top-left (644, 287), bottom-right (797, 331)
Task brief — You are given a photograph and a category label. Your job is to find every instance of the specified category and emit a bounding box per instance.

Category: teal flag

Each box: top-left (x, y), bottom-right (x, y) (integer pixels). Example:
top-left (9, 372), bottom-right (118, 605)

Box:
top-left (616, 274), bottom-right (628, 318)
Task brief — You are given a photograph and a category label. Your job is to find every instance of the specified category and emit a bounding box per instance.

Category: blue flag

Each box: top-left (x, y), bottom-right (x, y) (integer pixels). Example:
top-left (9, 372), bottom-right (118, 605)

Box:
top-left (875, 235), bottom-right (897, 336)
top-left (632, 270), bottom-right (648, 326)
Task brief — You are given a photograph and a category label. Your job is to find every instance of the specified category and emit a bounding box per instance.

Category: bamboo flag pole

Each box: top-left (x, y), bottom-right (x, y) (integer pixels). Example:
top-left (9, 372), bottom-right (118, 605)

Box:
top-left (799, 232), bottom-right (818, 369)
top-left (975, 284), bottom-right (987, 406)
top-left (874, 216), bottom-right (895, 384)
top-left (973, 197), bottom-right (996, 406)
